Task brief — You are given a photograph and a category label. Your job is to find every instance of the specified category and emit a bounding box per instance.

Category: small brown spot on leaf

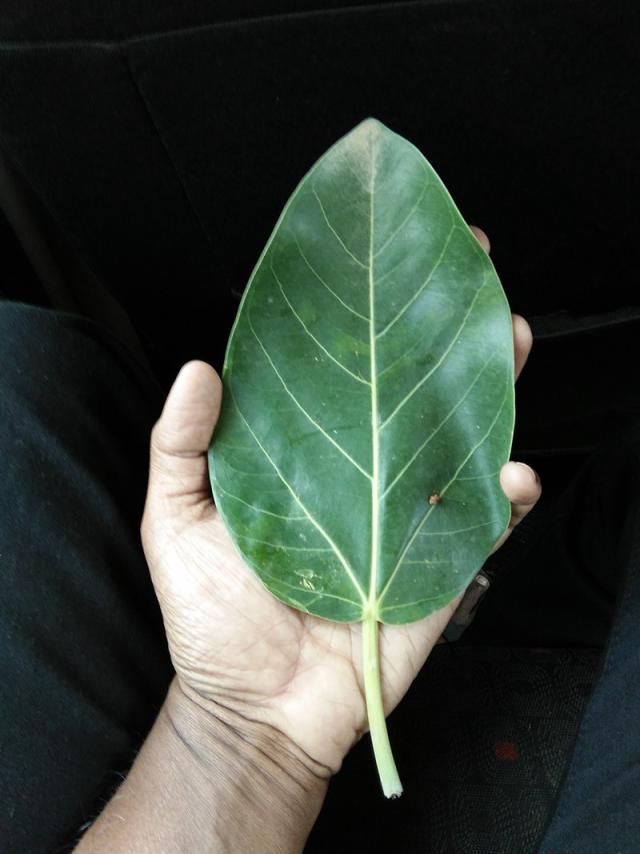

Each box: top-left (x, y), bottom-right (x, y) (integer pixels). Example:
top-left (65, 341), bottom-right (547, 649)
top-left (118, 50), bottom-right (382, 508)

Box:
top-left (428, 493), bottom-right (441, 506)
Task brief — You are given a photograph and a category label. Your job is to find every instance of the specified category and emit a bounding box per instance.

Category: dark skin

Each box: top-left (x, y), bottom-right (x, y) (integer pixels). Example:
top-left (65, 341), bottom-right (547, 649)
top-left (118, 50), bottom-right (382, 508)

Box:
top-left (77, 226), bottom-right (541, 853)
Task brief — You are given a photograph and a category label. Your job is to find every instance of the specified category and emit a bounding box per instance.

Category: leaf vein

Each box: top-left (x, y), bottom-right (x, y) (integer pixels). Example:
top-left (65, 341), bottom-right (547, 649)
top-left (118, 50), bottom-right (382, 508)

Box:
top-left (259, 570), bottom-right (361, 608)
top-left (232, 532), bottom-right (333, 552)
top-left (380, 354), bottom-right (495, 499)
top-left (417, 518), bottom-right (502, 537)
top-left (375, 223), bottom-right (457, 339)
top-left (379, 274), bottom-right (489, 430)
top-left (378, 380), bottom-right (510, 605)
top-left (372, 177), bottom-right (430, 260)
top-left (292, 231), bottom-right (370, 321)
top-left (228, 388), bottom-right (367, 605)
top-left (247, 311), bottom-right (372, 480)
top-left (311, 186), bottom-right (368, 269)
top-left (367, 126), bottom-right (381, 610)
top-left (214, 484), bottom-right (307, 521)
top-left (379, 586), bottom-right (464, 614)
top-left (270, 260), bottom-right (371, 386)
top-left (456, 470), bottom-right (502, 482)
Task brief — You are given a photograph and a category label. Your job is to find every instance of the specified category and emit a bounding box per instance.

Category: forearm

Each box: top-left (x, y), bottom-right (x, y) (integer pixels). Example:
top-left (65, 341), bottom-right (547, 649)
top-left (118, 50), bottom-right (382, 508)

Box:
top-left (75, 678), bottom-right (330, 853)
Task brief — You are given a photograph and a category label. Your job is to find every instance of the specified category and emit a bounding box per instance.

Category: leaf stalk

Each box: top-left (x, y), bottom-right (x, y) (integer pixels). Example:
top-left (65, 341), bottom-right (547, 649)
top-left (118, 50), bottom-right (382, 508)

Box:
top-left (362, 614), bottom-right (403, 798)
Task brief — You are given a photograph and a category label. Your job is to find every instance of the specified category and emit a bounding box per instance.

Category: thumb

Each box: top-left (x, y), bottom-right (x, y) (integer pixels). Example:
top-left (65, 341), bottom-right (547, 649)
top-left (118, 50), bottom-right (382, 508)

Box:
top-left (146, 360), bottom-right (222, 511)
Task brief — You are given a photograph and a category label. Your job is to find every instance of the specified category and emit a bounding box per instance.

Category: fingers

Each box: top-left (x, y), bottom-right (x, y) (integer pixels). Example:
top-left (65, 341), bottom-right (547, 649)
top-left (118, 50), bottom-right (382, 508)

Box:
top-left (512, 314), bottom-right (533, 381)
top-left (468, 225), bottom-right (539, 547)
top-left (491, 461), bottom-right (542, 552)
top-left (501, 461), bottom-right (541, 524)
top-left (147, 360), bottom-right (222, 507)
top-left (469, 225), bottom-right (490, 254)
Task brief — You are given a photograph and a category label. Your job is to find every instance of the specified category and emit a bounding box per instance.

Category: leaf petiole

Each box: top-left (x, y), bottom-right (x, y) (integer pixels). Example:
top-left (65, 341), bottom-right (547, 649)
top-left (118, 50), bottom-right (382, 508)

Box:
top-left (362, 614), bottom-right (403, 798)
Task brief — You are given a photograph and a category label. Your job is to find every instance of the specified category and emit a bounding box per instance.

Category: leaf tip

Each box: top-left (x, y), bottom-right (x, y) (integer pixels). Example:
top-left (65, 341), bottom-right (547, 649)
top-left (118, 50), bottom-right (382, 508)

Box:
top-left (339, 118), bottom-right (388, 176)
top-left (351, 116), bottom-right (386, 142)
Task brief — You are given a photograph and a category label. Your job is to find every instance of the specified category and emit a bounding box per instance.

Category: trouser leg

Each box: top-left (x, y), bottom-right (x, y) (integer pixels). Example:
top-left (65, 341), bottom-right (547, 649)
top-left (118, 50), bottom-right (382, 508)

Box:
top-left (0, 302), bottom-right (173, 854)
top-left (537, 421), bottom-right (640, 850)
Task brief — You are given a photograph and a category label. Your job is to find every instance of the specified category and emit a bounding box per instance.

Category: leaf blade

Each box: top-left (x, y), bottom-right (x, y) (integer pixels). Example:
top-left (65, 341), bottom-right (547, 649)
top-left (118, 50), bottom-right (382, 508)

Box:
top-left (209, 117), bottom-right (514, 624)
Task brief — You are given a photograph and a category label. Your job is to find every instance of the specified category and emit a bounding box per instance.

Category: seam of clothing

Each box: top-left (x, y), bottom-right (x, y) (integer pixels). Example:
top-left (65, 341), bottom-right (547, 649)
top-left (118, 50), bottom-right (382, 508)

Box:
top-left (0, 144), bottom-right (117, 314)
top-left (0, 0), bottom-right (521, 50)
top-left (119, 46), bottom-right (218, 267)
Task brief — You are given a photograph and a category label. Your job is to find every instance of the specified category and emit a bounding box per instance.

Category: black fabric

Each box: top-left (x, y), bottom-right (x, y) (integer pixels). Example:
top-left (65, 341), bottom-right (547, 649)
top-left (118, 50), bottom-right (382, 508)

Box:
top-left (464, 428), bottom-right (639, 649)
top-left (0, 303), bottom-right (173, 853)
top-left (540, 456), bottom-right (640, 851)
top-left (308, 647), bottom-right (599, 853)
top-left (0, 300), bottom-right (638, 853)
top-left (1, 1), bottom-right (640, 851)
top-left (307, 421), bottom-right (640, 853)
top-left (0, 149), bottom-right (152, 372)
top-left (1, 1), bottom-right (639, 401)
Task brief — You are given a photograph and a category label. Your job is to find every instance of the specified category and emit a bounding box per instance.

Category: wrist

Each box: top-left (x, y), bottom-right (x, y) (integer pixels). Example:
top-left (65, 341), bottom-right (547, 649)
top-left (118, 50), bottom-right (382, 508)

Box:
top-left (164, 677), bottom-right (330, 849)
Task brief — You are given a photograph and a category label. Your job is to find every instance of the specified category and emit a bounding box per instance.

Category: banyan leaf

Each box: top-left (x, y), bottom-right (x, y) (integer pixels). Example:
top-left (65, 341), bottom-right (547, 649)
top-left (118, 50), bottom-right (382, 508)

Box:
top-left (208, 117), bottom-right (514, 796)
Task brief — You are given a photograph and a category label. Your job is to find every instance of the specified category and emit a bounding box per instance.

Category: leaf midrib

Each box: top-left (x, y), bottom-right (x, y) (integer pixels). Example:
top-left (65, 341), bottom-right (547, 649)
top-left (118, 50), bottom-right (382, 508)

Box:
top-left (367, 130), bottom-right (381, 618)
top-left (226, 128), bottom-right (506, 620)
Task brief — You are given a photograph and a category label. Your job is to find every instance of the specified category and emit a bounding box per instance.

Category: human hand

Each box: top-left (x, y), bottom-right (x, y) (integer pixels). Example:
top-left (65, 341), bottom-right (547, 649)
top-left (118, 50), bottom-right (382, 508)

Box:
top-left (140, 225), bottom-right (540, 778)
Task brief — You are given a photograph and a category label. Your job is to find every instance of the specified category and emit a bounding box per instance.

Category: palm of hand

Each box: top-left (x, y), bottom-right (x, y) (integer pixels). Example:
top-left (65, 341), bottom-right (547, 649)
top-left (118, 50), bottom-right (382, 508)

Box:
top-left (142, 274), bottom-right (537, 777)
top-left (147, 499), bottom-right (456, 772)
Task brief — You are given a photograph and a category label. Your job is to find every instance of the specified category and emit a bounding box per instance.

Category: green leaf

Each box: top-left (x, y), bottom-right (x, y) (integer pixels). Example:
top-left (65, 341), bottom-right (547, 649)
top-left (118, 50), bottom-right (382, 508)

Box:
top-left (208, 117), bottom-right (514, 796)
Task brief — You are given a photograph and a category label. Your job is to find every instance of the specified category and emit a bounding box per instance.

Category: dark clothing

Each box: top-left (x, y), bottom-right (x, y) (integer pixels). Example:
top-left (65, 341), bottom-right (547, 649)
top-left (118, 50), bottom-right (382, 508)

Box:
top-left (1, 1), bottom-right (639, 851)
top-left (0, 305), bottom-right (173, 853)
top-left (1, 301), bottom-right (640, 853)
